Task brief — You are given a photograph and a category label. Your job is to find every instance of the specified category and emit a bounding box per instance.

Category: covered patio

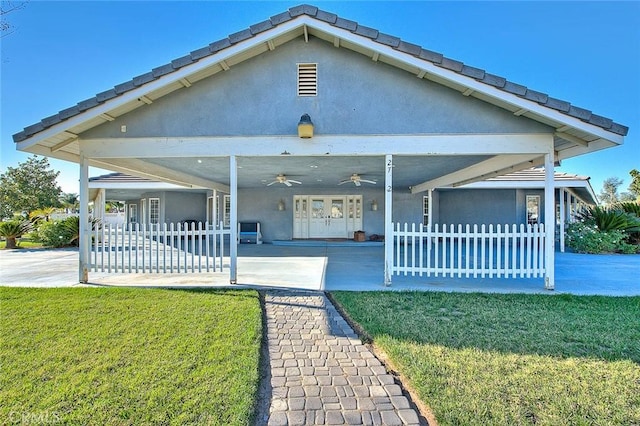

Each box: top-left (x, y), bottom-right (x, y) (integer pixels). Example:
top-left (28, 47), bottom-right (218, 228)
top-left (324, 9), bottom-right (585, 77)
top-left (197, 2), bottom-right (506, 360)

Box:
top-left (1, 244), bottom-right (638, 296)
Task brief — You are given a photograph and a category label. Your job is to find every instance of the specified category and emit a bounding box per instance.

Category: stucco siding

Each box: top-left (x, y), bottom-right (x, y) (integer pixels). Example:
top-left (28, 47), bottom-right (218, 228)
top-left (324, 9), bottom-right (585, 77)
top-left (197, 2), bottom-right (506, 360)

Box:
top-left (163, 191), bottom-right (207, 224)
top-left (81, 37), bottom-right (551, 140)
top-left (438, 189), bottom-right (518, 226)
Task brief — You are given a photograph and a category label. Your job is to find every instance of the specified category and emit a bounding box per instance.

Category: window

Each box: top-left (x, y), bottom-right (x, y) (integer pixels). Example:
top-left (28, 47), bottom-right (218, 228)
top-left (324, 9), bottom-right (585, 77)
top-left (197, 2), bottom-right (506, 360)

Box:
top-left (526, 195), bottom-right (540, 225)
top-left (223, 195), bottom-right (231, 228)
top-left (149, 198), bottom-right (160, 224)
top-left (140, 199), bottom-right (146, 224)
top-left (423, 194), bottom-right (430, 227)
top-left (128, 204), bottom-right (137, 223)
top-left (207, 197), bottom-right (218, 226)
top-left (297, 63), bottom-right (317, 96)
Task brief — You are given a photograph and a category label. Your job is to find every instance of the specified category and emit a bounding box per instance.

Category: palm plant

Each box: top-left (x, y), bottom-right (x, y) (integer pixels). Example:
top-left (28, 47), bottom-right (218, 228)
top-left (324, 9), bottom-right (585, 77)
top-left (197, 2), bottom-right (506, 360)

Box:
top-left (29, 207), bottom-right (57, 224)
top-left (0, 220), bottom-right (32, 249)
top-left (59, 193), bottom-right (79, 213)
top-left (617, 201), bottom-right (640, 217)
top-left (577, 205), bottom-right (640, 233)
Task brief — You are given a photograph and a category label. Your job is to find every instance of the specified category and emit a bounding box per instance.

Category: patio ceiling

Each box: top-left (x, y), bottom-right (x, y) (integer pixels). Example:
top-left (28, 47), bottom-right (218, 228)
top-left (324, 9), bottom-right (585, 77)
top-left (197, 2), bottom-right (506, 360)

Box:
top-left (108, 154), bottom-right (493, 191)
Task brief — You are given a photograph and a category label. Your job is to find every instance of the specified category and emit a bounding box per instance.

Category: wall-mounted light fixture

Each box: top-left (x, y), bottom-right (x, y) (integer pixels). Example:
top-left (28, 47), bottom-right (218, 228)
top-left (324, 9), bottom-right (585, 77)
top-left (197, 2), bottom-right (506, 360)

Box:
top-left (278, 199), bottom-right (286, 211)
top-left (298, 114), bottom-right (314, 138)
top-left (371, 199), bottom-right (378, 211)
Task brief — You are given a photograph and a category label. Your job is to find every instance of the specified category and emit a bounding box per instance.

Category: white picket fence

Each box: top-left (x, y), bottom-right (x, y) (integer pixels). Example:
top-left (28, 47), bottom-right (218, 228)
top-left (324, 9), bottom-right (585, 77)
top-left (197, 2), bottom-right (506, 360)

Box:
top-left (91, 222), bottom-right (230, 273)
top-left (393, 223), bottom-right (546, 278)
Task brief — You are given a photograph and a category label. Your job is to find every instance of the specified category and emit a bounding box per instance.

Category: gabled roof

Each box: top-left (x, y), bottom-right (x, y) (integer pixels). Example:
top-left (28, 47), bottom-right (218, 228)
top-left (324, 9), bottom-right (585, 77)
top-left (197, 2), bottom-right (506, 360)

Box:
top-left (459, 167), bottom-right (597, 204)
top-left (13, 4), bottom-right (627, 162)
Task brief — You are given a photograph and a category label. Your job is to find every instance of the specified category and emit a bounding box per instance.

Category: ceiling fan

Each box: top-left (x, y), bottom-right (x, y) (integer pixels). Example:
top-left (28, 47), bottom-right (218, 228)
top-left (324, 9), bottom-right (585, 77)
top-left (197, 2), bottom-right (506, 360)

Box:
top-left (338, 173), bottom-right (377, 187)
top-left (267, 174), bottom-right (302, 187)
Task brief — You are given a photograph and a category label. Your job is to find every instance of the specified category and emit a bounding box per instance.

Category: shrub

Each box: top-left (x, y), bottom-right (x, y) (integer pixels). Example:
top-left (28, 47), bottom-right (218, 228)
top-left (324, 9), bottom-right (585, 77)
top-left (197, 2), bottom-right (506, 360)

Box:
top-left (577, 205), bottom-right (640, 233)
top-left (35, 217), bottom-right (79, 248)
top-left (0, 220), bottom-right (33, 249)
top-left (565, 222), bottom-right (638, 254)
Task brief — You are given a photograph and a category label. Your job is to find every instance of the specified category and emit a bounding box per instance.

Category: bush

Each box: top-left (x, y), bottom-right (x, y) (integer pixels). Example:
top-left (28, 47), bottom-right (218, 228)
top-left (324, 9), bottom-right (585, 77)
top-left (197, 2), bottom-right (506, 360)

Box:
top-left (565, 222), bottom-right (639, 254)
top-left (0, 220), bottom-right (33, 249)
top-left (35, 217), bottom-right (79, 248)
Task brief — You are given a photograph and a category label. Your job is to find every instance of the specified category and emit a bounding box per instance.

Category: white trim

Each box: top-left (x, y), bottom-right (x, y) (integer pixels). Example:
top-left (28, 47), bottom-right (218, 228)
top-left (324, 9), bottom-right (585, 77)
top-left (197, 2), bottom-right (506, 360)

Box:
top-left (81, 134), bottom-right (553, 158)
top-left (88, 181), bottom-right (188, 190)
top-left (411, 153), bottom-right (545, 193)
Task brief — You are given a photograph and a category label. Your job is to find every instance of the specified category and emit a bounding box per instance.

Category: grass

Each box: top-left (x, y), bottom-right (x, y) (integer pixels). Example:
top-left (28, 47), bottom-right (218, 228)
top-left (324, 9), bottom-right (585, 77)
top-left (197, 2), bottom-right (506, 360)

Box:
top-left (332, 291), bottom-right (640, 426)
top-left (0, 287), bottom-right (262, 425)
top-left (0, 238), bottom-right (44, 249)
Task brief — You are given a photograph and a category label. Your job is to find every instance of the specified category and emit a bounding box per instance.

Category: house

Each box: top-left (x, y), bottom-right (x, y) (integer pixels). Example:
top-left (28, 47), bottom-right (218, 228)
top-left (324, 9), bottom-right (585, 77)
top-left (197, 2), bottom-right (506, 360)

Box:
top-left (13, 5), bottom-right (628, 288)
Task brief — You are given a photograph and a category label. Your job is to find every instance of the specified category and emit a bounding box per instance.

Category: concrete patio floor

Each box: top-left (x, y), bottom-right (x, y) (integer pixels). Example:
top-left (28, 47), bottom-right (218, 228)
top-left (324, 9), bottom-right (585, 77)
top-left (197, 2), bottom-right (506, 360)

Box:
top-left (1, 245), bottom-right (639, 296)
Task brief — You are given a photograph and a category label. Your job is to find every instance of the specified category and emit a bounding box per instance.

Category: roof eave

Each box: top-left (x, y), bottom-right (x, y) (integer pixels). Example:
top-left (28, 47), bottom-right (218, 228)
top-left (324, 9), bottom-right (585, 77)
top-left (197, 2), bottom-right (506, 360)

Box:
top-left (13, 13), bottom-right (627, 157)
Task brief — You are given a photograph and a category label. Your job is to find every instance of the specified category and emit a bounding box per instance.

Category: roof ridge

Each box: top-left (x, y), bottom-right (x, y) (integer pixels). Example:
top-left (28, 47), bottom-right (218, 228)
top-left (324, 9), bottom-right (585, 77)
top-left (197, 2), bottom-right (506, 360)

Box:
top-left (13, 3), bottom-right (629, 142)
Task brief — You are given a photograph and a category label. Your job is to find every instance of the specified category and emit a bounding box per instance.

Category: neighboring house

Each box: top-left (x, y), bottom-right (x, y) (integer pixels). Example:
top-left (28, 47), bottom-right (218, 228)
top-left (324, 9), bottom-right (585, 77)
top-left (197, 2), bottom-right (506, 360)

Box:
top-left (13, 5), bottom-right (628, 287)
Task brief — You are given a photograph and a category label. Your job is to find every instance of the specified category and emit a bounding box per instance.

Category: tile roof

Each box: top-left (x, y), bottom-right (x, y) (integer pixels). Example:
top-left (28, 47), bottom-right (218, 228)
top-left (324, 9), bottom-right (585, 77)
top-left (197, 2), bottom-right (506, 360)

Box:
top-left (486, 167), bottom-right (590, 182)
top-left (13, 4), bottom-right (629, 143)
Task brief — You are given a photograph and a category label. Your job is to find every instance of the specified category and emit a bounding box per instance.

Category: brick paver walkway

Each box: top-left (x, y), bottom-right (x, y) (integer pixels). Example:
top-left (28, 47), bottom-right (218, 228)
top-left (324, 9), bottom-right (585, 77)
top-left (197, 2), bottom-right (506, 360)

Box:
top-left (264, 290), bottom-right (422, 425)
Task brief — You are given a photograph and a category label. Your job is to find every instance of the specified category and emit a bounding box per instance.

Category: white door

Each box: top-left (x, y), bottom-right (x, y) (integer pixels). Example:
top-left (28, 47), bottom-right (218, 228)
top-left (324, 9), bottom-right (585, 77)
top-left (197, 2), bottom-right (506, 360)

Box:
top-left (309, 197), bottom-right (347, 238)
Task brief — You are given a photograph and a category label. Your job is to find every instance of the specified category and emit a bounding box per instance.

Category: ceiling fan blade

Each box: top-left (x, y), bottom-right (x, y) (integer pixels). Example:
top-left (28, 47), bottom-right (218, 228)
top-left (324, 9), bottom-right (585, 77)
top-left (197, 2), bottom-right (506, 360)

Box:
top-left (361, 179), bottom-right (377, 184)
top-left (355, 180), bottom-right (361, 187)
top-left (284, 181), bottom-right (292, 187)
top-left (266, 181), bottom-right (277, 186)
top-left (289, 180), bottom-right (302, 185)
top-left (338, 180), bottom-right (349, 185)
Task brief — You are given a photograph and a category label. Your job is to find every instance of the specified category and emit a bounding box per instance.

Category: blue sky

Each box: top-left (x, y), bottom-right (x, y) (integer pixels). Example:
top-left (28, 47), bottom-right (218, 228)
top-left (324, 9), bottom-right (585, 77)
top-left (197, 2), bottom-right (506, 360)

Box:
top-left (2, 1), bottom-right (638, 195)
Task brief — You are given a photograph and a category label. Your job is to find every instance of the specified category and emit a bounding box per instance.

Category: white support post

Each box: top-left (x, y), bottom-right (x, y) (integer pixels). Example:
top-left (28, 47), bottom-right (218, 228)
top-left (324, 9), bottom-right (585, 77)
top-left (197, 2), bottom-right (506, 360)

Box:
top-left (229, 155), bottom-right (238, 284)
top-left (427, 189), bottom-right (433, 228)
top-left (212, 189), bottom-right (218, 226)
top-left (97, 188), bottom-right (106, 222)
top-left (559, 188), bottom-right (566, 253)
top-left (544, 153), bottom-right (555, 290)
top-left (384, 154), bottom-right (393, 286)
top-left (79, 153), bottom-right (90, 283)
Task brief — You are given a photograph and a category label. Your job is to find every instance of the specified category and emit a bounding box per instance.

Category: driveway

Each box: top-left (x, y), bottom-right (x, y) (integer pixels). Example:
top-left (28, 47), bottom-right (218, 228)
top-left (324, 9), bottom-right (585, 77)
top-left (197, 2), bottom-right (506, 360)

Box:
top-left (1, 246), bottom-right (639, 296)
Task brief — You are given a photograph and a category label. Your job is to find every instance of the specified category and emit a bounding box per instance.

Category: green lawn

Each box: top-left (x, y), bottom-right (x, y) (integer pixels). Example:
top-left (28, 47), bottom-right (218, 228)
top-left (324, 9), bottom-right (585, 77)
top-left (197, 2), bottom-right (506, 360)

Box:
top-left (332, 291), bottom-right (640, 426)
top-left (0, 238), bottom-right (44, 249)
top-left (0, 288), bottom-right (262, 425)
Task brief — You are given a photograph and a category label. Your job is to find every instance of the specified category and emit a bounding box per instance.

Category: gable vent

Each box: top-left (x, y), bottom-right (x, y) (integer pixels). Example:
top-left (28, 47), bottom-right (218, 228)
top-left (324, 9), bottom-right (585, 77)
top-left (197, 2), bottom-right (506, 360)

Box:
top-left (297, 63), bottom-right (317, 96)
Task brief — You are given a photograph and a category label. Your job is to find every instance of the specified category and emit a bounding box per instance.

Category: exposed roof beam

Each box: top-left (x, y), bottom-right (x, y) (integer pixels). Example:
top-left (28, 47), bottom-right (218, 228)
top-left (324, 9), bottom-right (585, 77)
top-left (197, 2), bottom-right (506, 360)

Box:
top-left (556, 125), bottom-right (572, 133)
top-left (99, 113), bottom-right (115, 122)
top-left (50, 133), bottom-right (78, 152)
top-left (416, 69), bottom-right (426, 79)
top-left (410, 154), bottom-right (542, 193)
top-left (514, 108), bottom-right (528, 116)
top-left (371, 52), bottom-right (380, 62)
top-left (179, 78), bottom-right (192, 88)
top-left (94, 158), bottom-right (230, 192)
top-left (138, 95), bottom-right (153, 105)
top-left (303, 24), bottom-right (309, 42)
top-left (462, 88), bottom-right (474, 96)
top-left (555, 131), bottom-right (589, 147)
top-left (219, 60), bottom-right (230, 71)
top-left (333, 36), bottom-right (340, 48)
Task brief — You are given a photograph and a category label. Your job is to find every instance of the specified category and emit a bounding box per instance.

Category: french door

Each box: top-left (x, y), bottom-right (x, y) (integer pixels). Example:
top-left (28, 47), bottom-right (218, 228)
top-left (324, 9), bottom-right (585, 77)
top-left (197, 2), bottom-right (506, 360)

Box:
top-left (294, 195), bottom-right (362, 239)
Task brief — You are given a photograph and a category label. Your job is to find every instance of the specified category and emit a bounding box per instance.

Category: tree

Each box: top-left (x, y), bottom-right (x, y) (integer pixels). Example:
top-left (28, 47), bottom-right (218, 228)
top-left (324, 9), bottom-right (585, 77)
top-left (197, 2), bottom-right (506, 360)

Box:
top-left (599, 177), bottom-right (624, 205)
top-left (0, 156), bottom-right (62, 219)
top-left (1, 1), bottom-right (28, 38)
top-left (629, 169), bottom-right (640, 200)
top-left (59, 192), bottom-right (79, 213)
